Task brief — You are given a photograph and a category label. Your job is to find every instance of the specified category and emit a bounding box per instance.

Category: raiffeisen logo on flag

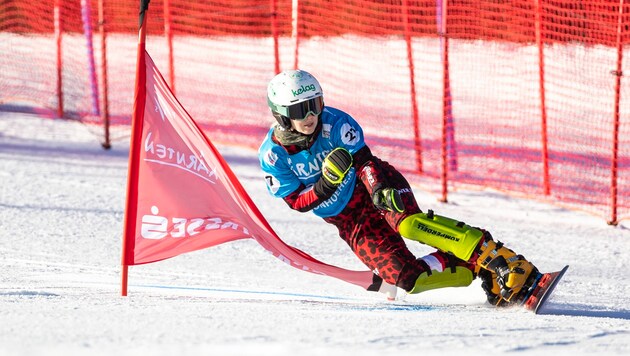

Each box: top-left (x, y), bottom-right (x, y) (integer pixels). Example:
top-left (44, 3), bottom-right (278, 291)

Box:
top-left (140, 205), bottom-right (254, 240)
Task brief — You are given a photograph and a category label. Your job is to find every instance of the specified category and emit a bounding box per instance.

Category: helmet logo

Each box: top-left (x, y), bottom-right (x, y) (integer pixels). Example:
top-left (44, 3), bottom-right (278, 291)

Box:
top-left (291, 84), bottom-right (316, 97)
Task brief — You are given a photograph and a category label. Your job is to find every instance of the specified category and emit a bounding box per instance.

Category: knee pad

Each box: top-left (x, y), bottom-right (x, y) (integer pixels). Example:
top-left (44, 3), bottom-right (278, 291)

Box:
top-left (398, 210), bottom-right (483, 261)
top-left (408, 266), bottom-right (473, 294)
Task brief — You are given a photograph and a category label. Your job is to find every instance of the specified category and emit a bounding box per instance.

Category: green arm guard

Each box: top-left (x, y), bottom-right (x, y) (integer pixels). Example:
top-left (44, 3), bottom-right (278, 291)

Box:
top-left (398, 210), bottom-right (483, 261)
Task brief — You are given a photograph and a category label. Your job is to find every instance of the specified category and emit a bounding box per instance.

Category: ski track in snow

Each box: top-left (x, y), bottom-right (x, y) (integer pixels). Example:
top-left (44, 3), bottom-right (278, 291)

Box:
top-left (1, 111), bottom-right (630, 356)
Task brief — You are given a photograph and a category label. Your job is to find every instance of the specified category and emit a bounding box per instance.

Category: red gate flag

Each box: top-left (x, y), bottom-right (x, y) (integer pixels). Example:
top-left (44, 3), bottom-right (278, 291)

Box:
top-left (121, 44), bottom-right (377, 294)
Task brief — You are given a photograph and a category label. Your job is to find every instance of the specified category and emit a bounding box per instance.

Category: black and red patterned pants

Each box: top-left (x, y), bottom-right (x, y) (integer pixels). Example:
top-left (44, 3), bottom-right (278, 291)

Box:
top-left (324, 159), bottom-right (472, 292)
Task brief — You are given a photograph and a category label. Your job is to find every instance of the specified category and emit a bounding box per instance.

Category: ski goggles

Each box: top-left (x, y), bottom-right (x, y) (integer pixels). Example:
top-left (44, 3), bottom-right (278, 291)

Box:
top-left (275, 96), bottom-right (324, 121)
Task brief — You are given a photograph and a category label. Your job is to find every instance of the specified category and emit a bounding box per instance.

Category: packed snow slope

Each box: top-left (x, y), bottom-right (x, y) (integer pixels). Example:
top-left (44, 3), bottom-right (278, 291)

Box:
top-left (1, 112), bottom-right (629, 356)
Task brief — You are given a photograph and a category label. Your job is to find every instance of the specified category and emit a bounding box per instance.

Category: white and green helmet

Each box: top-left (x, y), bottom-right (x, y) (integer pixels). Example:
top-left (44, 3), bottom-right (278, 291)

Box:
top-left (267, 69), bottom-right (324, 129)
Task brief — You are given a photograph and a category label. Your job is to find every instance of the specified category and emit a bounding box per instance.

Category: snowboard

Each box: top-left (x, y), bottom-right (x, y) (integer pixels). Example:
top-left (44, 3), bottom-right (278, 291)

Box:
top-left (521, 265), bottom-right (569, 314)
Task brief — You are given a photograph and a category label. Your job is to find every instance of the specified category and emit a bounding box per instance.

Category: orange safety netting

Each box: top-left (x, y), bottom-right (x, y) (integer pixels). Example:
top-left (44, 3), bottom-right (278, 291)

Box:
top-left (1, 0), bottom-right (628, 223)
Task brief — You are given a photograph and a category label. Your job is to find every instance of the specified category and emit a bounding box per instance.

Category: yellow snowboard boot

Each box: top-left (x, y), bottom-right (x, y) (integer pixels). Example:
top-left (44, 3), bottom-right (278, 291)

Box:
top-left (477, 268), bottom-right (509, 306)
top-left (476, 239), bottom-right (538, 303)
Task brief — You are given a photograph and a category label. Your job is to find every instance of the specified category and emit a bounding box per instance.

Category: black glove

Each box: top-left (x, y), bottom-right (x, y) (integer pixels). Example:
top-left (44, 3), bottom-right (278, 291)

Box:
top-left (321, 147), bottom-right (353, 185)
top-left (372, 187), bottom-right (404, 213)
top-left (313, 147), bottom-right (353, 199)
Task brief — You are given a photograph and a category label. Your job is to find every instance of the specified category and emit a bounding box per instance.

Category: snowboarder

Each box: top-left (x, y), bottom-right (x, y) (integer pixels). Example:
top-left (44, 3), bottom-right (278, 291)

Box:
top-left (258, 69), bottom-right (539, 307)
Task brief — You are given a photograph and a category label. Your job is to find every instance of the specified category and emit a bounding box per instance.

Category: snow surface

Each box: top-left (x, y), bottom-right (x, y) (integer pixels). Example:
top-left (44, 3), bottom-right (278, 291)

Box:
top-left (1, 111), bottom-right (630, 356)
